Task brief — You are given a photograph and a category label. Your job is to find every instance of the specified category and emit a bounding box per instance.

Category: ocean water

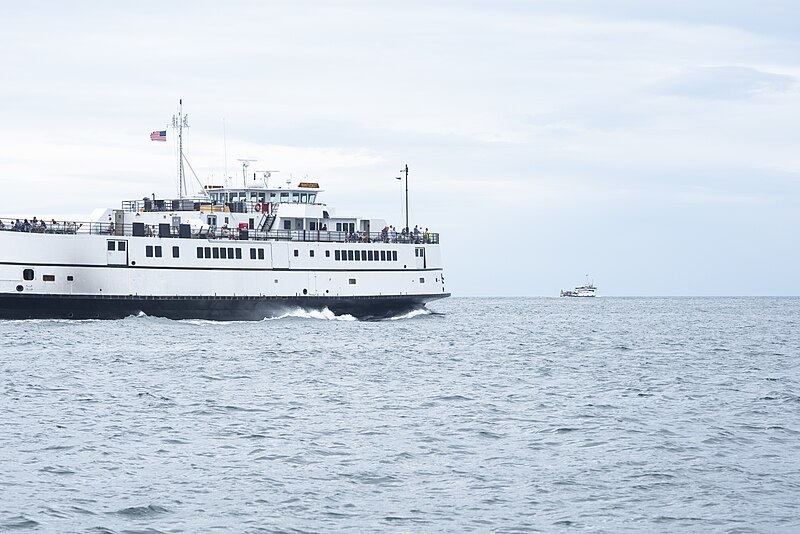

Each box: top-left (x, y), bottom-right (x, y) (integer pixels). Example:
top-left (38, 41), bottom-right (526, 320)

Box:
top-left (1, 297), bottom-right (799, 533)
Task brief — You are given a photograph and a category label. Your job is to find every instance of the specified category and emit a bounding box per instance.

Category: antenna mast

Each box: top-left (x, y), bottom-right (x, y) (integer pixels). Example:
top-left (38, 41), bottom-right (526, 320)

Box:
top-left (402, 164), bottom-right (409, 233)
top-left (172, 99), bottom-right (189, 198)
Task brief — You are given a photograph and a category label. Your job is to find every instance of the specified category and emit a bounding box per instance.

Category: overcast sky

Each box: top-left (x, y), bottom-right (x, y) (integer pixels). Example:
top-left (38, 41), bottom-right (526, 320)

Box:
top-left (2, 1), bottom-right (799, 296)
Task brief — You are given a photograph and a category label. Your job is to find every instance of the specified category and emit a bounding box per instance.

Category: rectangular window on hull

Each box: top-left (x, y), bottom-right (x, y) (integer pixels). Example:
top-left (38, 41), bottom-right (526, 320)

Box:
top-left (197, 247), bottom-right (203, 259)
top-left (108, 241), bottom-right (115, 251)
top-left (118, 242), bottom-right (126, 252)
top-left (43, 275), bottom-right (55, 282)
top-left (228, 247), bottom-right (234, 259)
top-left (155, 246), bottom-right (162, 258)
top-left (347, 250), bottom-right (354, 261)
top-left (220, 248), bottom-right (227, 259)
top-left (146, 245), bottom-right (153, 257)
top-left (204, 247), bottom-right (211, 259)
top-left (349, 278), bottom-right (356, 284)
top-left (258, 249), bottom-right (265, 260)
top-left (23, 269), bottom-right (34, 280)
top-left (173, 246), bottom-right (180, 258)
top-left (250, 248), bottom-right (256, 260)
top-left (235, 249), bottom-right (242, 259)
top-left (392, 251), bottom-right (397, 261)
top-left (325, 250), bottom-right (330, 258)
top-left (335, 250), bottom-right (341, 261)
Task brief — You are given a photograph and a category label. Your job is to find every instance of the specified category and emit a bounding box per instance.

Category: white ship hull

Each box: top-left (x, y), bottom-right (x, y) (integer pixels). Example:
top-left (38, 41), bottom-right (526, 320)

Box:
top-left (0, 231), bottom-right (448, 320)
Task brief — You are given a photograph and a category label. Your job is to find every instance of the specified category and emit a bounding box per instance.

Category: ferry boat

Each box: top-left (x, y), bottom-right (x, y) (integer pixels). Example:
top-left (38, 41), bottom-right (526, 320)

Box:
top-left (0, 105), bottom-right (449, 320)
top-left (560, 277), bottom-right (597, 298)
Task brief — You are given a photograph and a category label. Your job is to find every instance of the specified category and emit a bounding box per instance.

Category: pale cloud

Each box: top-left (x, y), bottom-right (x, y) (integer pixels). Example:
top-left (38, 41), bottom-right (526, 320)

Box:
top-left (655, 65), bottom-right (795, 99)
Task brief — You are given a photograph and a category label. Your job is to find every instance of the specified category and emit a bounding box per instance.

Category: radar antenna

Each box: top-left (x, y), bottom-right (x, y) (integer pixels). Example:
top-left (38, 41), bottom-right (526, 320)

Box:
top-left (237, 159), bottom-right (257, 188)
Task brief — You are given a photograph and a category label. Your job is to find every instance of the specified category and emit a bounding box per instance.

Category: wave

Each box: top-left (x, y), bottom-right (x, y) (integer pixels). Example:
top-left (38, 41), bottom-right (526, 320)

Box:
top-left (266, 307), bottom-right (357, 321)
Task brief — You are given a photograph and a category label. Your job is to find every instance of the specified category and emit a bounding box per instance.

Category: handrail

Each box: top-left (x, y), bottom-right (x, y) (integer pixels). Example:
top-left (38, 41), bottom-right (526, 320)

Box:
top-left (0, 221), bottom-right (440, 244)
top-left (120, 198), bottom-right (320, 214)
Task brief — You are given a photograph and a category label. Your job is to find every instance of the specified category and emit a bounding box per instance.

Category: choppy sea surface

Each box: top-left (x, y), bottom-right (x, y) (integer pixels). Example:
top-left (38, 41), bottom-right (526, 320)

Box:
top-left (1, 297), bottom-right (799, 533)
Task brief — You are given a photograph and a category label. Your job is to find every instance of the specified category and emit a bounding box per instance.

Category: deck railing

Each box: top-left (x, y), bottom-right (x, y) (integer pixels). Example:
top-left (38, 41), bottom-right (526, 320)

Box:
top-left (0, 221), bottom-right (440, 245)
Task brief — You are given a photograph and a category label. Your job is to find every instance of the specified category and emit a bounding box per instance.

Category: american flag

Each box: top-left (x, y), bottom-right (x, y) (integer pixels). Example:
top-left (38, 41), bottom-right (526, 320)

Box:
top-left (150, 130), bottom-right (167, 142)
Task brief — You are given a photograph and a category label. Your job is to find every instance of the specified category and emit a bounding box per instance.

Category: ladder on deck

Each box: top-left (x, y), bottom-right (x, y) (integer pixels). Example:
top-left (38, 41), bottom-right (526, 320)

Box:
top-left (259, 203), bottom-right (277, 232)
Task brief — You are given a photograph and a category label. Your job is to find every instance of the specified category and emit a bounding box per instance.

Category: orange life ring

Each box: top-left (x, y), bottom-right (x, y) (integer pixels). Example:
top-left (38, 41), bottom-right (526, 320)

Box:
top-left (254, 203), bottom-right (262, 212)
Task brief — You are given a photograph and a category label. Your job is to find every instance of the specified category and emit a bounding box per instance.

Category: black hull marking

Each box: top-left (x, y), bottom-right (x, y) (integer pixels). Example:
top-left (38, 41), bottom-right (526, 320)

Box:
top-left (0, 293), bottom-right (451, 321)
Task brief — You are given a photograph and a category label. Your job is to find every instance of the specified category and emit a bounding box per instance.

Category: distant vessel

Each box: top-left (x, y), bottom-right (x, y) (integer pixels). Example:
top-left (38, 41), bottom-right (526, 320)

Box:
top-left (560, 277), bottom-right (597, 298)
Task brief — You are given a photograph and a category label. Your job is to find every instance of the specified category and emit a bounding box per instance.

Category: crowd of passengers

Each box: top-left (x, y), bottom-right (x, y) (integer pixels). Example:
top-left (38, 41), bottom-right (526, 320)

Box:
top-left (0, 217), bottom-right (80, 233)
top-left (345, 225), bottom-right (433, 244)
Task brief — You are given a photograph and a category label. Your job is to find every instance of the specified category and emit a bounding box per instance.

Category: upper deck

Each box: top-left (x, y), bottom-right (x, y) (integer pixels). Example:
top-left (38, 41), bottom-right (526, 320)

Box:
top-left (0, 218), bottom-right (440, 245)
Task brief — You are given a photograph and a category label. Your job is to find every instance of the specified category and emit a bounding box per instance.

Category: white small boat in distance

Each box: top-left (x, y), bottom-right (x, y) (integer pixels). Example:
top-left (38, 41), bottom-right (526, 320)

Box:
top-left (560, 277), bottom-right (597, 297)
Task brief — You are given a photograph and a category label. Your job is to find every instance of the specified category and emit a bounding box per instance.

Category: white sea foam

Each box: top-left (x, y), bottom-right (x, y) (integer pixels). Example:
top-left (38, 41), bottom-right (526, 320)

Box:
top-left (388, 308), bottom-right (431, 320)
top-left (266, 307), bottom-right (357, 321)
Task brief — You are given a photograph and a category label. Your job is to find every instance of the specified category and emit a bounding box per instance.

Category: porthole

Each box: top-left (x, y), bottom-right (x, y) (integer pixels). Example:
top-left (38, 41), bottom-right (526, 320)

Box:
top-left (16, 285), bottom-right (23, 292)
top-left (303, 288), bottom-right (308, 295)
